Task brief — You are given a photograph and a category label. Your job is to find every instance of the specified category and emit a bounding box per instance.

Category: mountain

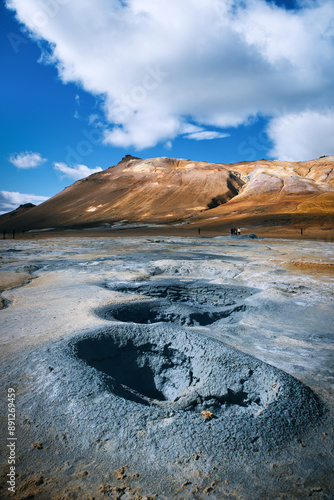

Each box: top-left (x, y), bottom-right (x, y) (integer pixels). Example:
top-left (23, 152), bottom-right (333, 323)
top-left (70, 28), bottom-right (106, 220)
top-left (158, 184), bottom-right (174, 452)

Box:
top-left (193, 156), bottom-right (334, 235)
top-left (0, 203), bottom-right (36, 229)
top-left (1, 155), bottom-right (333, 236)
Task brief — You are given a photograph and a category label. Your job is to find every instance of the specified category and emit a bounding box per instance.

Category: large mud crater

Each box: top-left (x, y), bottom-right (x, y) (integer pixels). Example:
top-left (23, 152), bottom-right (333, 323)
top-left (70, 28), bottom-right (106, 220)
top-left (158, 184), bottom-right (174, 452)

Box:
top-left (72, 326), bottom-right (323, 426)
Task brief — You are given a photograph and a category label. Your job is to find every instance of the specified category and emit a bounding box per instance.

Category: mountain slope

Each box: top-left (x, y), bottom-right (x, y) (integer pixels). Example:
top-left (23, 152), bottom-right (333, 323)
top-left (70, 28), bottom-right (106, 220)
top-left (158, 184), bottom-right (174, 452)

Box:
top-left (0, 203), bottom-right (36, 229)
top-left (1, 155), bottom-right (333, 234)
top-left (0, 157), bottom-right (243, 230)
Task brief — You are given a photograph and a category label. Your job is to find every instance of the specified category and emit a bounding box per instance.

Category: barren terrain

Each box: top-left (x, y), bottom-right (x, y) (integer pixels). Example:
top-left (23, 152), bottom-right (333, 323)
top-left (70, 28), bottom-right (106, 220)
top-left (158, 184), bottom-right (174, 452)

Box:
top-left (0, 234), bottom-right (333, 499)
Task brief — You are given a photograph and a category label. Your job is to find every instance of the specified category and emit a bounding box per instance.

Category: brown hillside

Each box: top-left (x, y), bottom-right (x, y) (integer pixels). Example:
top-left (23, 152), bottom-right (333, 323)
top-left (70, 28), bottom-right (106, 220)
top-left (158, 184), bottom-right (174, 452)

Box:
top-left (1, 155), bottom-right (333, 236)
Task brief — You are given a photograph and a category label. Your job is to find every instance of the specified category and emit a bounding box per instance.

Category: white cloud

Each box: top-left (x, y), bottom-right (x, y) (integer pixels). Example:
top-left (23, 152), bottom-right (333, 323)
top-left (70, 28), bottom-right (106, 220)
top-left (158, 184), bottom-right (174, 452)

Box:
top-left (88, 114), bottom-right (104, 127)
top-left (267, 110), bottom-right (334, 161)
top-left (54, 162), bottom-right (102, 180)
top-left (0, 191), bottom-right (49, 215)
top-left (6, 0), bottom-right (334, 157)
top-left (9, 151), bottom-right (47, 169)
top-left (180, 123), bottom-right (229, 140)
top-left (185, 131), bottom-right (230, 141)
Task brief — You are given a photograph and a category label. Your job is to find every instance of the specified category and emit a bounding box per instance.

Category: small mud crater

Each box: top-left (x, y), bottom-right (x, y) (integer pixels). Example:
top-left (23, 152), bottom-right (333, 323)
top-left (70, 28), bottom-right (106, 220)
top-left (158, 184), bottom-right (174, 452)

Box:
top-left (98, 280), bottom-right (256, 326)
top-left (97, 299), bottom-right (246, 326)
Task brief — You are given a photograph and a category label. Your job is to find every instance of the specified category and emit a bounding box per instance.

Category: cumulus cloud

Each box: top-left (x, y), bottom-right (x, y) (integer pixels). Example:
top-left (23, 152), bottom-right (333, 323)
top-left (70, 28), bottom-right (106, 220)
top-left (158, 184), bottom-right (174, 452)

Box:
top-left (0, 191), bottom-right (48, 214)
top-left (267, 110), bottom-right (334, 161)
top-left (6, 0), bottom-right (334, 158)
top-left (54, 162), bottom-right (103, 180)
top-left (9, 151), bottom-right (47, 169)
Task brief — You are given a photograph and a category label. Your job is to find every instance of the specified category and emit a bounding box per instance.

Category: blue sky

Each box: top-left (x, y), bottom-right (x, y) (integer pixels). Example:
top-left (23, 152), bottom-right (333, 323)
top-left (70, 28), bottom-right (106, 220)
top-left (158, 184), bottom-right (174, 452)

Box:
top-left (1, 0), bottom-right (333, 214)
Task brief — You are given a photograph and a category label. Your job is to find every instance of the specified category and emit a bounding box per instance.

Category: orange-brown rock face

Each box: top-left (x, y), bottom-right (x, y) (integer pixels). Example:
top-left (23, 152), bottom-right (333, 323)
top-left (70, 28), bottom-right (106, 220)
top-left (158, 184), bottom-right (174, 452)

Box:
top-left (0, 157), bottom-right (242, 230)
top-left (193, 156), bottom-right (334, 233)
top-left (1, 155), bottom-right (333, 234)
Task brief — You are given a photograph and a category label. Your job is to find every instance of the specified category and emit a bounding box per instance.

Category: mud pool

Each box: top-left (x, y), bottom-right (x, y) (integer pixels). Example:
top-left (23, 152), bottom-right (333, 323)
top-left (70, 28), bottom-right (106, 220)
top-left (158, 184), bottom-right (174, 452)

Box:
top-left (0, 235), bottom-right (333, 499)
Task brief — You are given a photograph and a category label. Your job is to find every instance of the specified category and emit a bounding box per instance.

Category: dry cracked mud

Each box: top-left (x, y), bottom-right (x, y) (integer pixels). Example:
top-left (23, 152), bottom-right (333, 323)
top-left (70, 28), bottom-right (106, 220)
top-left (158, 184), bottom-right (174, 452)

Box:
top-left (0, 235), bottom-right (333, 499)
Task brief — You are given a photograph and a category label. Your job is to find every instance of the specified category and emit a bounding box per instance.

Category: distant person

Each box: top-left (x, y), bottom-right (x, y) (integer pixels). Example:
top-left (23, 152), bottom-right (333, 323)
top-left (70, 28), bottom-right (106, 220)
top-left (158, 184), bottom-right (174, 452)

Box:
top-left (12, 230), bottom-right (15, 239)
top-left (198, 228), bottom-right (201, 235)
top-left (237, 228), bottom-right (241, 236)
top-left (301, 228), bottom-right (303, 236)
top-left (230, 227), bottom-right (233, 236)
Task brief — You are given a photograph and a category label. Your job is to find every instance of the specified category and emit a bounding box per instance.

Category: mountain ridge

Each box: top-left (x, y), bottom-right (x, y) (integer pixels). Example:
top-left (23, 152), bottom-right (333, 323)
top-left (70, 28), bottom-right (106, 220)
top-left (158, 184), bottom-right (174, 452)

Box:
top-left (1, 155), bottom-right (333, 236)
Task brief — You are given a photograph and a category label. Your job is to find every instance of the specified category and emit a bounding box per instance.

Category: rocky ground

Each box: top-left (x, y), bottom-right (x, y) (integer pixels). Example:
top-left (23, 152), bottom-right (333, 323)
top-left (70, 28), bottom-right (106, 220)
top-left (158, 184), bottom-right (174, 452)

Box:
top-left (0, 235), bottom-right (333, 499)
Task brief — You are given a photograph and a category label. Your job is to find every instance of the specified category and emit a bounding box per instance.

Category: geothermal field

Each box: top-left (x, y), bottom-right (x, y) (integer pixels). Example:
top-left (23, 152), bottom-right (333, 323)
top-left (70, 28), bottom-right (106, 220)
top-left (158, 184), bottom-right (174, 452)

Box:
top-left (3, 0), bottom-right (334, 496)
top-left (0, 234), bottom-right (333, 499)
